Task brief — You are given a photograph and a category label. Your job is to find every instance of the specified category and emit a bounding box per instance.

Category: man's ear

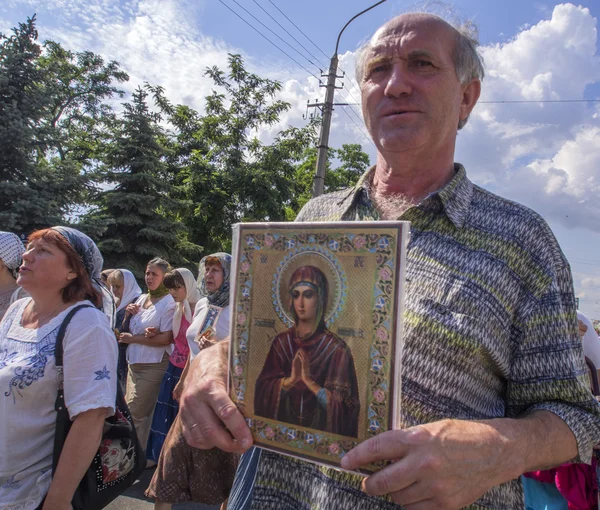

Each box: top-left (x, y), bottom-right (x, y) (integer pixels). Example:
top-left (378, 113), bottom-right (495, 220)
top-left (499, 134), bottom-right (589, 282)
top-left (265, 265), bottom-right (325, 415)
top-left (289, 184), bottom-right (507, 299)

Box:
top-left (459, 78), bottom-right (481, 123)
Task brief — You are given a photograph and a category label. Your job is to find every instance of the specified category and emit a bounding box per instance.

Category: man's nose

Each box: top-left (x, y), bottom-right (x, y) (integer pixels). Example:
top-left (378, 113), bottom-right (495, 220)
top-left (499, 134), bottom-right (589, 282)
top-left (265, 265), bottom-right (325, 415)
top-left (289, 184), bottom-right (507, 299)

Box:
top-left (384, 62), bottom-right (411, 98)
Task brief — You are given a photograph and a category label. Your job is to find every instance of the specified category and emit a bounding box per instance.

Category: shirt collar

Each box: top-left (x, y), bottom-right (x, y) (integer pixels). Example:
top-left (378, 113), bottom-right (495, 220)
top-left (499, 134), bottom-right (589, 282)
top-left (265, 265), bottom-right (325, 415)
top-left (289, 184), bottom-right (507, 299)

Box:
top-left (338, 163), bottom-right (473, 228)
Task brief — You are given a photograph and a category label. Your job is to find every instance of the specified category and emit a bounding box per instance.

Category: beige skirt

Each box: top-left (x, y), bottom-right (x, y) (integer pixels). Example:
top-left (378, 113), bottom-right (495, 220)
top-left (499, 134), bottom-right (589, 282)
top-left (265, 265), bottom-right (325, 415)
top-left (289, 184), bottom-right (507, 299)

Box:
top-left (145, 413), bottom-right (240, 504)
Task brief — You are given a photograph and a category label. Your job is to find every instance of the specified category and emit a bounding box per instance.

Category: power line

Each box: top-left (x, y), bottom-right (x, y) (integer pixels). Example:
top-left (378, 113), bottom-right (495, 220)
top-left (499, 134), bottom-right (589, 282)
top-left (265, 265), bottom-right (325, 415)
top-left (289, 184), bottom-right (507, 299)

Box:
top-left (229, 0), bottom-right (322, 74)
top-left (324, 98), bottom-right (600, 106)
top-left (267, 0), bottom-right (330, 61)
top-left (262, 1), bottom-right (371, 145)
top-left (337, 106), bottom-right (376, 149)
top-left (252, 0), bottom-right (329, 71)
top-left (480, 99), bottom-right (600, 104)
top-left (217, 0), bottom-right (319, 80)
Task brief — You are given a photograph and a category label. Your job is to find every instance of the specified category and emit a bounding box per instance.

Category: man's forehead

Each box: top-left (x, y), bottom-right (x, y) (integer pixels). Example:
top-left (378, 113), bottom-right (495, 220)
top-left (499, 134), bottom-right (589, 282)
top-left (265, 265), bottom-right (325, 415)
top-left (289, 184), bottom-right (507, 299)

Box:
top-left (368, 13), bottom-right (455, 55)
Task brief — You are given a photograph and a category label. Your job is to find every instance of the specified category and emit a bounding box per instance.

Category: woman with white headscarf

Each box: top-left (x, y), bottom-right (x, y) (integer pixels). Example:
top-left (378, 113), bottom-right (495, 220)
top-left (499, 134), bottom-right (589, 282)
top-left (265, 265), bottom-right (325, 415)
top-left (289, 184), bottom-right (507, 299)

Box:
top-left (146, 268), bottom-right (200, 463)
top-left (146, 253), bottom-right (237, 510)
top-left (108, 269), bottom-right (143, 389)
top-left (0, 231), bottom-right (25, 318)
top-left (0, 226), bottom-right (117, 509)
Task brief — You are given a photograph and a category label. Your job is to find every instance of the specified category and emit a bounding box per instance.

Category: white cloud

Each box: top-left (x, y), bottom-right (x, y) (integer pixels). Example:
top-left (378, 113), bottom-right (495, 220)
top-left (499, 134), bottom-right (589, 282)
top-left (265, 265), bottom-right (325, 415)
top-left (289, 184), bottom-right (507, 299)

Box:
top-left (457, 3), bottom-right (600, 232)
top-left (3, 1), bottom-right (600, 233)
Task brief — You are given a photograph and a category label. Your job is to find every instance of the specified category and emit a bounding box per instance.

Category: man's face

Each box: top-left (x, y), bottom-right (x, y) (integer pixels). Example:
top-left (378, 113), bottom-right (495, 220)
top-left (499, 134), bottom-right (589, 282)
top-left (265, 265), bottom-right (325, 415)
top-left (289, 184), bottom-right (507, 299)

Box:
top-left (361, 14), bottom-right (476, 156)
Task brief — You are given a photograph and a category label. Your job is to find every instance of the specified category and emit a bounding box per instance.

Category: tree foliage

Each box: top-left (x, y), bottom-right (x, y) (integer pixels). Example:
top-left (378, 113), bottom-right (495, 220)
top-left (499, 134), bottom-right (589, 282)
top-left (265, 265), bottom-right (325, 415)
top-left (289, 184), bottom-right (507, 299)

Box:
top-left (84, 87), bottom-right (189, 278)
top-left (0, 15), bottom-right (127, 234)
top-left (1, 16), bottom-right (372, 270)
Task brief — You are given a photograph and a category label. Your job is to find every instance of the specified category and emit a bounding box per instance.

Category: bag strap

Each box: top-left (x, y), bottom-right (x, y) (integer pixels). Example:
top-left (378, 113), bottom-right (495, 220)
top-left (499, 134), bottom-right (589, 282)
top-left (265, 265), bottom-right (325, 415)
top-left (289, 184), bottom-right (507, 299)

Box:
top-left (54, 304), bottom-right (93, 366)
top-left (54, 304), bottom-right (94, 379)
top-left (52, 304), bottom-right (94, 476)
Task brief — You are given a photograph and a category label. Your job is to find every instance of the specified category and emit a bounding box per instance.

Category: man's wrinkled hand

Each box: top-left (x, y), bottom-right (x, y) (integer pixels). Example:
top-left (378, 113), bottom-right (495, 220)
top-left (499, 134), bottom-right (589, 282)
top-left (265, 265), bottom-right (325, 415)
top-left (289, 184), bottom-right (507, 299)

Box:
top-left (341, 419), bottom-right (522, 510)
top-left (179, 339), bottom-right (253, 454)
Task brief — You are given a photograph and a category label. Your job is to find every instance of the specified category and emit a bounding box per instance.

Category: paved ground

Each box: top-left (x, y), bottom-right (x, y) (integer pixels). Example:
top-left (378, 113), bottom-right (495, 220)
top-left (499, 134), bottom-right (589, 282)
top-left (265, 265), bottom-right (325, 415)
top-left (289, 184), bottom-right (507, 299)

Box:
top-left (106, 468), bottom-right (219, 510)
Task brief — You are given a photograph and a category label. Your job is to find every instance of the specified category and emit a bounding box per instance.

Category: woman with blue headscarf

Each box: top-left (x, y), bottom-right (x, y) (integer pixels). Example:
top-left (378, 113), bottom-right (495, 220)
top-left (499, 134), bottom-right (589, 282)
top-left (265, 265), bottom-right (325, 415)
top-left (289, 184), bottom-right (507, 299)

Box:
top-left (0, 227), bottom-right (117, 510)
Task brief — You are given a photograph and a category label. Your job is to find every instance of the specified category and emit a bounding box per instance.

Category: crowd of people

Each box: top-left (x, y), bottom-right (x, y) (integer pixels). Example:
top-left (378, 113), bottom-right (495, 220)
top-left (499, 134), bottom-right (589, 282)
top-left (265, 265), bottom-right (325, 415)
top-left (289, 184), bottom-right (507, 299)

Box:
top-left (0, 228), bottom-right (236, 509)
top-left (2, 5), bottom-right (600, 510)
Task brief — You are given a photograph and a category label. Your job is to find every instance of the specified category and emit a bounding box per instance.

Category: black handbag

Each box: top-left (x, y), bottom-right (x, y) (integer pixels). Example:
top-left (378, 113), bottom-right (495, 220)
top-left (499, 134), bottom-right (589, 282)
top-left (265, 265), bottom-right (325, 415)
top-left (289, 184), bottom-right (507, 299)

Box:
top-left (51, 304), bottom-right (145, 510)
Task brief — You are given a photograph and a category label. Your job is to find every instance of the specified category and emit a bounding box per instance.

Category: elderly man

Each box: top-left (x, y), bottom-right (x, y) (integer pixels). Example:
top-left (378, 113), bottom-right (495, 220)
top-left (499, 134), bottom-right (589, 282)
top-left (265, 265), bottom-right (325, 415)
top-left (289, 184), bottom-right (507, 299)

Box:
top-left (180, 11), bottom-right (600, 510)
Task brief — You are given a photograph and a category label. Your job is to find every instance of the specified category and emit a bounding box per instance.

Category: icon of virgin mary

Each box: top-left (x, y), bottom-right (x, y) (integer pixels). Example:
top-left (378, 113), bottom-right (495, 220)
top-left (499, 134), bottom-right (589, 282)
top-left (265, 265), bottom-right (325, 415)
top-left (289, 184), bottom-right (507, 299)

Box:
top-left (254, 265), bottom-right (360, 437)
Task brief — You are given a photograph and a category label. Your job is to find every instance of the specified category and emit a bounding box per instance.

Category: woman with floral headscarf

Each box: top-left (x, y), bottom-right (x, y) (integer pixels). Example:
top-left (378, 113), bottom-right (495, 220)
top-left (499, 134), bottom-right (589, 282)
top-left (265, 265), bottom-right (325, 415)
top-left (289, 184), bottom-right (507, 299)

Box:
top-left (0, 231), bottom-right (26, 318)
top-left (146, 253), bottom-right (239, 510)
top-left (0, 227), bottom-right (118, 510)
top-left (146, 268), bottom-right (200, 463)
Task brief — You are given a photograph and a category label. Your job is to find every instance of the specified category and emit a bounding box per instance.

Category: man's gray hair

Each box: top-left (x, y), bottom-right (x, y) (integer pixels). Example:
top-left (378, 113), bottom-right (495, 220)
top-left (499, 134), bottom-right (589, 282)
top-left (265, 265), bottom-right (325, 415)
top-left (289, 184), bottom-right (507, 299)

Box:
top-left (354, 10), bottom-right (485, 129)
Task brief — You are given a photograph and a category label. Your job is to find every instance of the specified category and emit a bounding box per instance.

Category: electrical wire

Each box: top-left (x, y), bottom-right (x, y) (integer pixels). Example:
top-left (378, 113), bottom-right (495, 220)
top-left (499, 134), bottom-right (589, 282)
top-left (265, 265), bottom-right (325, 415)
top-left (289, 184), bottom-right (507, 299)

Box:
top-left (267, 0), bottom-right (331, 60)
top-left (217, 0), bottom-right (320, 80)
top-left (337, 106), bottom-right (377, 149)
top-left (229, 0), bottom-right (322, 73)
top-left (252, 0), bottom-right (330, 71)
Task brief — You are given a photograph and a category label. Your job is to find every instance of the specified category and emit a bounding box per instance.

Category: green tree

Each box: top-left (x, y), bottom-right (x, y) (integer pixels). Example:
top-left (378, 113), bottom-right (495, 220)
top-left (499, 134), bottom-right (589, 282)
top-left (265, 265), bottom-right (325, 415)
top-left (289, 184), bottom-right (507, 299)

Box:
top-left (287, 143), bottom-right (371, 218)
top-left (0, 16), bottom-right (128, 234)
top-left (0, 16), bottom-right (53, 232)
top-left (85, 87), bottom-right (189, 277)
top-left (151, 55), bottom-right (319, 254)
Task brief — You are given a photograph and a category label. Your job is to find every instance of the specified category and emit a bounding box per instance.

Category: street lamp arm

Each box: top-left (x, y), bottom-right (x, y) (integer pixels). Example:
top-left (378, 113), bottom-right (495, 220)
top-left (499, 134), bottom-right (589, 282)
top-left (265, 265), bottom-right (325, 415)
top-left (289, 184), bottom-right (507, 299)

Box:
top-left (335, 0), bottom-right (388, 55)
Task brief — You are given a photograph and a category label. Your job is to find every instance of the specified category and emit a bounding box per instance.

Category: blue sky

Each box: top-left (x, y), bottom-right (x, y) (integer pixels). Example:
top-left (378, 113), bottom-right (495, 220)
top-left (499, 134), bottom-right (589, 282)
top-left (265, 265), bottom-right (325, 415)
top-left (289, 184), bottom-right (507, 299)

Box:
top-left (2, 0), bottom-right (600, 318)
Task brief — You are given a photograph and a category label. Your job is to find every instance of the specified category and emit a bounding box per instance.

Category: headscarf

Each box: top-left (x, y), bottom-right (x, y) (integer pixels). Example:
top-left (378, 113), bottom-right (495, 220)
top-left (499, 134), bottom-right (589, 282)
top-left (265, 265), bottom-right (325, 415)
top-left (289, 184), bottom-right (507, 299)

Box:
top-left (172, 268), bottom-right (201, 337)
top-left (51, 226), bottom-right (116, 327)
top-left (289, 265), bottom-right (328, 336)
top-left (113, 269), bottom-right (142, 313)
top-left (198, 252), bottom-right (231, 308)
top-left (0, 232), bottom-right (25, 277)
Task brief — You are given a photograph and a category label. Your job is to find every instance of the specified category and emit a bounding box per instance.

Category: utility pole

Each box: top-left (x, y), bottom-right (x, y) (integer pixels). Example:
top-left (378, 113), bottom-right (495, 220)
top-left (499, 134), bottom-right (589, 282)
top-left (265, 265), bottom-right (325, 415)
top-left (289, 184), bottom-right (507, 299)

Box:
top-left (310, 0), bottom-right (388, 197)
top-left (310, 56), bottom-right (343, 197)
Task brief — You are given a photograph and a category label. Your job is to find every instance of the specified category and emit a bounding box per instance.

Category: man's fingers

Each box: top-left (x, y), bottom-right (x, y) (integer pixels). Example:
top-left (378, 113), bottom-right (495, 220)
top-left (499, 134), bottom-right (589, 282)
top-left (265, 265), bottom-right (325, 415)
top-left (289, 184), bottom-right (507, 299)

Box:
top-left (208, 386), bottom-right (253, 450)
top-left (181, 402), bottom-right (240, 452)
top-left (341, 430), bottom-right (409, 470)
top-left (359, 456), bottom-right (418, 497)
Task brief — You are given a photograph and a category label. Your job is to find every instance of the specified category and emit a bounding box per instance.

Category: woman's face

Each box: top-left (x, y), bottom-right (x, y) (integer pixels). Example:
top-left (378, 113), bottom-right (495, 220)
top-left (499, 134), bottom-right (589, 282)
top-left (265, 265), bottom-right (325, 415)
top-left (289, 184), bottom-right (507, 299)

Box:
top-left (111, 279), bottom-right (124, 300)
top-left (205, 263), bottom-right (224, 293)
top-left (145, 264), bottom-right (165, 291)
top-left (292, 285), bottom-right (318, 324)
top-left (168, 285), bottom-right (187, 303)
top-left (18, 239), bottom-right (76, 293)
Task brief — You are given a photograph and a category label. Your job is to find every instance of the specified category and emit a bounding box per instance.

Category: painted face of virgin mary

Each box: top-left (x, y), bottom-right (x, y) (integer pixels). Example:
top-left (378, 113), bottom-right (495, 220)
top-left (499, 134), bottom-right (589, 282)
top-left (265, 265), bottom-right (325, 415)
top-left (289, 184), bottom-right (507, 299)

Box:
top-left (291, 284), bottom-right (318, 325)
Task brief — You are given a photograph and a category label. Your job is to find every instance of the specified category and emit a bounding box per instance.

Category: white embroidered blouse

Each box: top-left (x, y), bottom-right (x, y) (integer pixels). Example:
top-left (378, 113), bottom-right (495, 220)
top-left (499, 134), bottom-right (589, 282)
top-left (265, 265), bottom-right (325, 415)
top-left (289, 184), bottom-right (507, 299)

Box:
top-left (0, 298), bottom-right (118, 510)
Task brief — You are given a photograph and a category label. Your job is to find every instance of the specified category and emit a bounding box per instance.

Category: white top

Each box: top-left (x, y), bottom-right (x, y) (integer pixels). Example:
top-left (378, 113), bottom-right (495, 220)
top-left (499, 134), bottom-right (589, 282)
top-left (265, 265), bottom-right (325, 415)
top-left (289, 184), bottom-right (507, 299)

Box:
top-left (186, 297), bottom-right (230, 361)
top-left (126, 293), bottom-right (176, 364)
top-left (0, 298), bottom-right (117, 510)
top-left (579, 310), bottom-right (600, 368)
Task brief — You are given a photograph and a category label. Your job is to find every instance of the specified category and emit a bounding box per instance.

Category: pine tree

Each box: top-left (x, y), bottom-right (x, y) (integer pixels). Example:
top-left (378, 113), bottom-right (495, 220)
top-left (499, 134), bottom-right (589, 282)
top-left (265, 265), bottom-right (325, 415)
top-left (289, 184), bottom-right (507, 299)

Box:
top-left (87, 87), bottom-right (187, 277)
top-left (0, 16), bottom-right (128, 234)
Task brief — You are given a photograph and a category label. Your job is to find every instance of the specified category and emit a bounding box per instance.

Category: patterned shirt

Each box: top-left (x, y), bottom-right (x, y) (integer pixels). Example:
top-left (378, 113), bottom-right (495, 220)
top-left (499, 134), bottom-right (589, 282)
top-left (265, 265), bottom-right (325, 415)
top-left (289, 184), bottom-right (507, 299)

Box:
top-left (228, 164), bottom-right (600, 510)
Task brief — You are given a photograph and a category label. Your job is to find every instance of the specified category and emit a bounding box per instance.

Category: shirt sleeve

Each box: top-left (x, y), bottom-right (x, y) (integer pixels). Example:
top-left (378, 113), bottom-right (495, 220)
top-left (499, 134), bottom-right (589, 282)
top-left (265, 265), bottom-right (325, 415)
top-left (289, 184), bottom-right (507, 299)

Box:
top-left (506, 264), bottom-right (600, 464)
top-left (62, 307), bottom-right (118, 420)
top-left (159, 298), bottom-right (176, 333)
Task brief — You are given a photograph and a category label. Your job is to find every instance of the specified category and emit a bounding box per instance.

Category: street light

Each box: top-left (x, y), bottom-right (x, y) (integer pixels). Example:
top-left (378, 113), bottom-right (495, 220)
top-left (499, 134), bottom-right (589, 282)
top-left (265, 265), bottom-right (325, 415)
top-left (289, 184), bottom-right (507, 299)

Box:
top-left (311, 0), bottom-right (388, 197)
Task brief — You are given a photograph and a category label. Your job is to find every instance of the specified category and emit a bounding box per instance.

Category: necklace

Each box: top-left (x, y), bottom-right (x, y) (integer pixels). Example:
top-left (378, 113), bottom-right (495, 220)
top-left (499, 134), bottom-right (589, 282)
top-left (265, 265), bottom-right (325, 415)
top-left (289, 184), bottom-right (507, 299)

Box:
top-left (26, 302), bottom-right (61, 327)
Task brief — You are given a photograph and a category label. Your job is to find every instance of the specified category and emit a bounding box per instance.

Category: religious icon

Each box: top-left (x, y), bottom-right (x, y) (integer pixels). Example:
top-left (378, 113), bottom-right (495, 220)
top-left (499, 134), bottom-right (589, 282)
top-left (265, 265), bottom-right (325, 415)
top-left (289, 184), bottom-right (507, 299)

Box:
top-left (229, 222), bottom-right (408, 473)
top-left (254, 265), bottom-right (360, 437)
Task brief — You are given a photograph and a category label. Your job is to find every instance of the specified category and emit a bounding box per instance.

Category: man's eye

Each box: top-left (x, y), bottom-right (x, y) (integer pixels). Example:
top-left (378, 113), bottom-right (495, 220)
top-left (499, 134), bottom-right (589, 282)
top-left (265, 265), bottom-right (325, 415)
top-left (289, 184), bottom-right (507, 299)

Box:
top-left (369, 63), bottom-right (389, 75)
top-left (412, 59), bottom-right (433, 68)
